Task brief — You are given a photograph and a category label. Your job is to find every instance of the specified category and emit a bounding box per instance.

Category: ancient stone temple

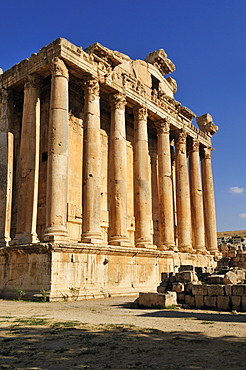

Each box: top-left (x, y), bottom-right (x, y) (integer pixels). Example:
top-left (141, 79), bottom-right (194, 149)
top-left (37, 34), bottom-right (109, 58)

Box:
top-left (0, 38), bottom-right (219, 300)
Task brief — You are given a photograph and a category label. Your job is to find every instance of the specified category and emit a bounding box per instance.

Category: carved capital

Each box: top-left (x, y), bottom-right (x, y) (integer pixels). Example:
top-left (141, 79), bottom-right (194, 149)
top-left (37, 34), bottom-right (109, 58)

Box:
top-left (174, 129), bottom-right (187, 145)
top-left (133, 106), bottom-right (147, 122)
top-left (24, 74), bottom-right (41, 90)
top-left (190, 139), bottom-right (200, 153)
top-left (156, 118), bottom-right (170, 134)
top-left (83, 77), bottom-right (100, 98)
top-left (51, 57), bottom-right (69, 78)
top-left (109, 92), bottom-right (126, 111)
top-left (202, 147), bottom-right (212, 160)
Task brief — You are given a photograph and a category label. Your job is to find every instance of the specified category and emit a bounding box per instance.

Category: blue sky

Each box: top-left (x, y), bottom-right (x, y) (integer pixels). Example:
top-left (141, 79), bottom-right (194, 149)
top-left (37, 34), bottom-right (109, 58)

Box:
top-left (0, 0), bottom-right (245, 232)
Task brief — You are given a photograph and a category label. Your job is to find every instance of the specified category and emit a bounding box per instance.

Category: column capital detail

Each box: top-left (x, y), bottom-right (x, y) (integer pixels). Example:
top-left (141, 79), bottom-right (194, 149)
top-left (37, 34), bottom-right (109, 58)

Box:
top-left (109, 92), bottom-right (126, 111)
top-left (190, 138), bottom-right (200, 153)
top-left (50, 57), bottom-right (69, 79)
top-left (24, 74), bottom-right (41, 90)
top-left (156, 118), bottom-right (170, 134)
top-left (133, 105), bottom-right (147, 122)
top-left (174, 129), bottom-right (187, 145)
top-left (202, 147), bottom-right (212, 159)
top-left (82, 77), bottom-right (100, 97)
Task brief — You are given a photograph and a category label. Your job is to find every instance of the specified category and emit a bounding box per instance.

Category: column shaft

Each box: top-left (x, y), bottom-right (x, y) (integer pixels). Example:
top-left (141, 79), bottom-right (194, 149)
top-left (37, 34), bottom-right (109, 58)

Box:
top-left (43, 58), bottom-right (69, 241)
top-left (201, 147), bottom-right (218, 254)
top-left (0, 89), bottom-right (14, 246)
top-left (14, 75), bottom-right (40, 244)
top-left (133, 106), bottom-right (152, 247)
top-left (109, 93), bottom-right (130, 246)
top-left (81, 78), bottom-right (102, 243)
top-left (157, 120), bottom-right (175, 250)
top-left (175, 130), bottom-right (193, 252)
top-left (189, 139), bottom-right (206, 253)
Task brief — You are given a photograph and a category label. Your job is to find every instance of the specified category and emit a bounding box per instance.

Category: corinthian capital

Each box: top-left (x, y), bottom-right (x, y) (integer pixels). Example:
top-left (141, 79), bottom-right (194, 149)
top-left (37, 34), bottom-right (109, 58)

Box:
top-left (51, 57), bottom-right (69, 78)
top-left (24, 74), bottom-right (41, 90)
top-left (190, 139), bottom-right (200, 153)
top-left (133, 106), bottom-right (147, 122)
top-left (175, 129), bottom-right (187, 145)
top-left (156, 118), bottom-right (170, 134)
top-left (202, 147), bottom-right (212, 160)
top-left (109, 92), bottom-right (126, 111)
top-left (83, 77), bottom-right (100, 97)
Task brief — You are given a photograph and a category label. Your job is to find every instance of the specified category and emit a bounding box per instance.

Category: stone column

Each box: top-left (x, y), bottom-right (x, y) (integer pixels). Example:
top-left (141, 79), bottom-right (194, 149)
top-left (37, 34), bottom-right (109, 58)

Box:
top-left (201, 147), bottom-right (218, 254)
top-left (156, 119), bottom-right (175, 250)
top-left (14, 75), bottom-right (40, 244)
top-left (0, 89), bottom-right (14, 246)
top-left (133, 106), bottom-right (152, 247)
top-left (43, 57), bottom-right (69, 241)
top-left (189, 139), bottom-right (206, 253)
top-left (81, 77), bottom-right (102, 243)
top-left (175, 130), bottom-right (193, 252)
top-left (109, 92), bottom-right (130, 246)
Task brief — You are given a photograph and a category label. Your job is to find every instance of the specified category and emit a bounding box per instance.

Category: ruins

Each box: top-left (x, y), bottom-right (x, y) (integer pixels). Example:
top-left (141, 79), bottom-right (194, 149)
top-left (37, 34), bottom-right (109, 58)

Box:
top-left (0, 38), bottom-right (220, 300)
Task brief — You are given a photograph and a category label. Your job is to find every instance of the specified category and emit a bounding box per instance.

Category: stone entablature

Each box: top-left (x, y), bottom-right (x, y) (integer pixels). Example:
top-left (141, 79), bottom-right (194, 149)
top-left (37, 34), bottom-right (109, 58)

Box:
top-left (0, 38), bottom-right (219, 257)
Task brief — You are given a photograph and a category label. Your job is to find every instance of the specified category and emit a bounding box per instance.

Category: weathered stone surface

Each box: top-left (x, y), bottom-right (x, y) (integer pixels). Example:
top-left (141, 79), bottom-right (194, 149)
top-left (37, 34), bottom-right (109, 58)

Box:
top-left (204, 296), bottom-right (217, 308)
top-left (139, 292), bottom-right (177, 308)
top-left (232, 284), bottom-right (246, 296)
top-left (231, 296), bottom-right (241, 311)
top-left (223, 271), bottom-right (239, 285)
top-left (207, 285), bottom-right (225, 296)
top-left (242, 296), bottom-right (246, 311)
top-left (178, 265), bottom-right (194, 272)
top-left (225, 285), bottom-right (232, 296)
top-left (185, 294), bottom-right (195, 307)
top-left (195, 295), bottom-right (204, 308)
top-left (217, 296), bottom-right (230, 311)
top-left (192, 283), bottom-right (208, 296)
top-left (207, 275), bottom-right (224, 284)
top-left (172, 282), bottom-right (184, 293)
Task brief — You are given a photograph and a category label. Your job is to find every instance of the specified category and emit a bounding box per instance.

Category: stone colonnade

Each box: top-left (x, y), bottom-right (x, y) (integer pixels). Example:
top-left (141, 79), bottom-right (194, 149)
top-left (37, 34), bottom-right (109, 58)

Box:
top-left (0, 57), bottom-right (218, 255)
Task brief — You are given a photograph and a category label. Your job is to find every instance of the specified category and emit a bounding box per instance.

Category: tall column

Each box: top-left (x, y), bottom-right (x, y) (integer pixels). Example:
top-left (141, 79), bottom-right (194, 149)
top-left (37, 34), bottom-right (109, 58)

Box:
top-left (14, 75), bottom-right (40, 244)
top-left (189, 139), bottom-right (206, 253)
top-left (133, 106), bottom-right (152, 247)
top-left (175, 130), bottom-right (193, 252)
top-left (156, 119), bottom-right (176, 250)
top-left (0, 89), bottom-right (14, 246)
top-left (201, 147), bottom-right (218, 255)
top-left (109, 92), bottom-right (130, 246)
top-left (81, 77), bottom-right (102, 243)
top-left (43, 57), bottom-right (69, 241)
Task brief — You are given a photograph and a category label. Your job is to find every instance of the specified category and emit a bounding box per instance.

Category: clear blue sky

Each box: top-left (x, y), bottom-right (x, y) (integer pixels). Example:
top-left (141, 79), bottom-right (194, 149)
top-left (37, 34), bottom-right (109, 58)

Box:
top-left (1, 0), bottom-right (245, 232)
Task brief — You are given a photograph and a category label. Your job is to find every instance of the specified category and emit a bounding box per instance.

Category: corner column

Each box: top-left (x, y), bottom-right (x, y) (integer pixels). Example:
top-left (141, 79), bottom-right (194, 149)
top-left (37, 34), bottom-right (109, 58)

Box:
top-left (43, 58), bottom-right (69, 242)
top-left (189, 139), bottom-right (206, 253)
top-left (0, 89), bottom-right (14, 246)
top-left (133, 106), bottom-right (152, 247)
top-left (201, 147), bottom-right (218, 255)
top-left (14, 75), bottom-right (40, 244)
top-left (156, 119), bottom-right (176, 250)
top-left (109, 92), bottom-right (130, 246)
top-left (175, 130), bottom-right (193, 252)
top-left (81, 77), bottom-right (102, 243)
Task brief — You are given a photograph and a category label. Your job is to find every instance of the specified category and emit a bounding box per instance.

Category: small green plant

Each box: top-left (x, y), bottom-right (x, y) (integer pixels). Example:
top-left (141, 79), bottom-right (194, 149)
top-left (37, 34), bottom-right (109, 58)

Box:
top-left (15, 287), bottom-right (26, 300)
top-left (13, 318), bottom-right (48, 326)
top-left (201, 321), bottom-right (214, 325)
top-left (52, 321), bottom-right (80, 328)
top-left (40, 287), bottom-right (47, 302)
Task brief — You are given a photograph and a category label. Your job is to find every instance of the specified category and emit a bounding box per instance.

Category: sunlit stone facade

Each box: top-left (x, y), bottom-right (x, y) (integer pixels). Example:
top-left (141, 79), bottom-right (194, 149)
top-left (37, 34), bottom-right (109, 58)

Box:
top-left (0, 39), bottom-right (219, 300)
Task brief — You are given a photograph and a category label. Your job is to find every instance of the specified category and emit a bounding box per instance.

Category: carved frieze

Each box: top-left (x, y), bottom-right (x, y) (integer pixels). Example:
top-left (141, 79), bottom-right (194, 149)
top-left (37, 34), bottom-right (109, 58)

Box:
top-left (145, 49), bottom-right (175, 75)
top-left (196, 113), bottom-right (219, 137)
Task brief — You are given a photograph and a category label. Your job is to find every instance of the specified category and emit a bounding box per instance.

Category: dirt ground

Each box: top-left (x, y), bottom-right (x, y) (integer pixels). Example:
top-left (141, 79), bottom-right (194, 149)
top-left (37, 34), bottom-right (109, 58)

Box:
top-left (0, 295), bottom-right (245, 370)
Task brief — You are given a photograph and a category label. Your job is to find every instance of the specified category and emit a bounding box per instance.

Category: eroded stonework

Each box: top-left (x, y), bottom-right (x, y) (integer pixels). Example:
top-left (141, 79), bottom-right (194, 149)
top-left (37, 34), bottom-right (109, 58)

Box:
top-left (0, 38), bottom-right (219, 300)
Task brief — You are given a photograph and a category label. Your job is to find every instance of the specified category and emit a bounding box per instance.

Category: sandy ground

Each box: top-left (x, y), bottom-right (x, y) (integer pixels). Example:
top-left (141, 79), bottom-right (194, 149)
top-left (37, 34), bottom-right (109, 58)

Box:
top-left (0, 296), bottom-right (246, 369)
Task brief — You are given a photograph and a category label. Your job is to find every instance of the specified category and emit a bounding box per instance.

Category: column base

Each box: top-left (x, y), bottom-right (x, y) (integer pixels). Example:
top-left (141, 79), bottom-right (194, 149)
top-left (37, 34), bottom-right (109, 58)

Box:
top-left (12, 232), bottom-right (40, 245)
top-left (136, 242), bottom-right (157, 249)
top-left (158, 243), bottom-right (178, 252)
top-left (0, 237), bottom-right (11, 247)
top-left (81, 231), bottom-right (103, 244)
top-left (43, 226), bottom-right (68, 242)
top-left (109, 236), bottom-right (131, 247)
top-left (178, 245), bottom-right (194, 253)
top-left (194, 247), bottom-right (210, 255)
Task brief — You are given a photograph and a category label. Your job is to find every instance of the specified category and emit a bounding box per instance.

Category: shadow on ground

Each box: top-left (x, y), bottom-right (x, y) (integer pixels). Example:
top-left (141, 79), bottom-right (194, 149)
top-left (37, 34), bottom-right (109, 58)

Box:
top-left (0, 321), bottom-right (245, 369)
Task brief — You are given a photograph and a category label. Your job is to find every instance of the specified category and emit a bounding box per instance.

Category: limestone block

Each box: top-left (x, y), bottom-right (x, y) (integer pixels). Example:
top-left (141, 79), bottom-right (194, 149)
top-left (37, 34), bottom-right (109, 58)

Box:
top-left (207, 275), bottom-right (224, 284)
top-left (138, 292), bottom-right (177, 308)
top-left (217, 296), bottom-right (230, 311)
top-left (231, 296), bottom-right (241, 311)
top-left (232, 284), bottom-right (246, 296)
top-left (195, 295), bottom-right (204, 308)
top-left (207, 285), bottom-right (225, 296)
top-left (175, 271), bottom-right (198, 282)
top-left (172, 282), bottom-right (184, 293)
top-left (242, 297), bottom-right (246, 311)
top-left (204, 296), bottom-right (217, 308)
top-left (184, 294), bottom-right (195, 307)
top-left (185, 282), bottom-right (193, 293)
top-left (223, 271), bottom-right (239, 285)
top-left (161, 272), bottom-right (170, 280)
top-left (179, 265), bottom-right (194, 272)
top-left (225, 285), bottom-right (232, 296)
top-left (157, 286), bottom-right (167, 293)
top-left (192, 284), bottom-right (208, 296)
top-left (177, 292), bottom-right (185, 302)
